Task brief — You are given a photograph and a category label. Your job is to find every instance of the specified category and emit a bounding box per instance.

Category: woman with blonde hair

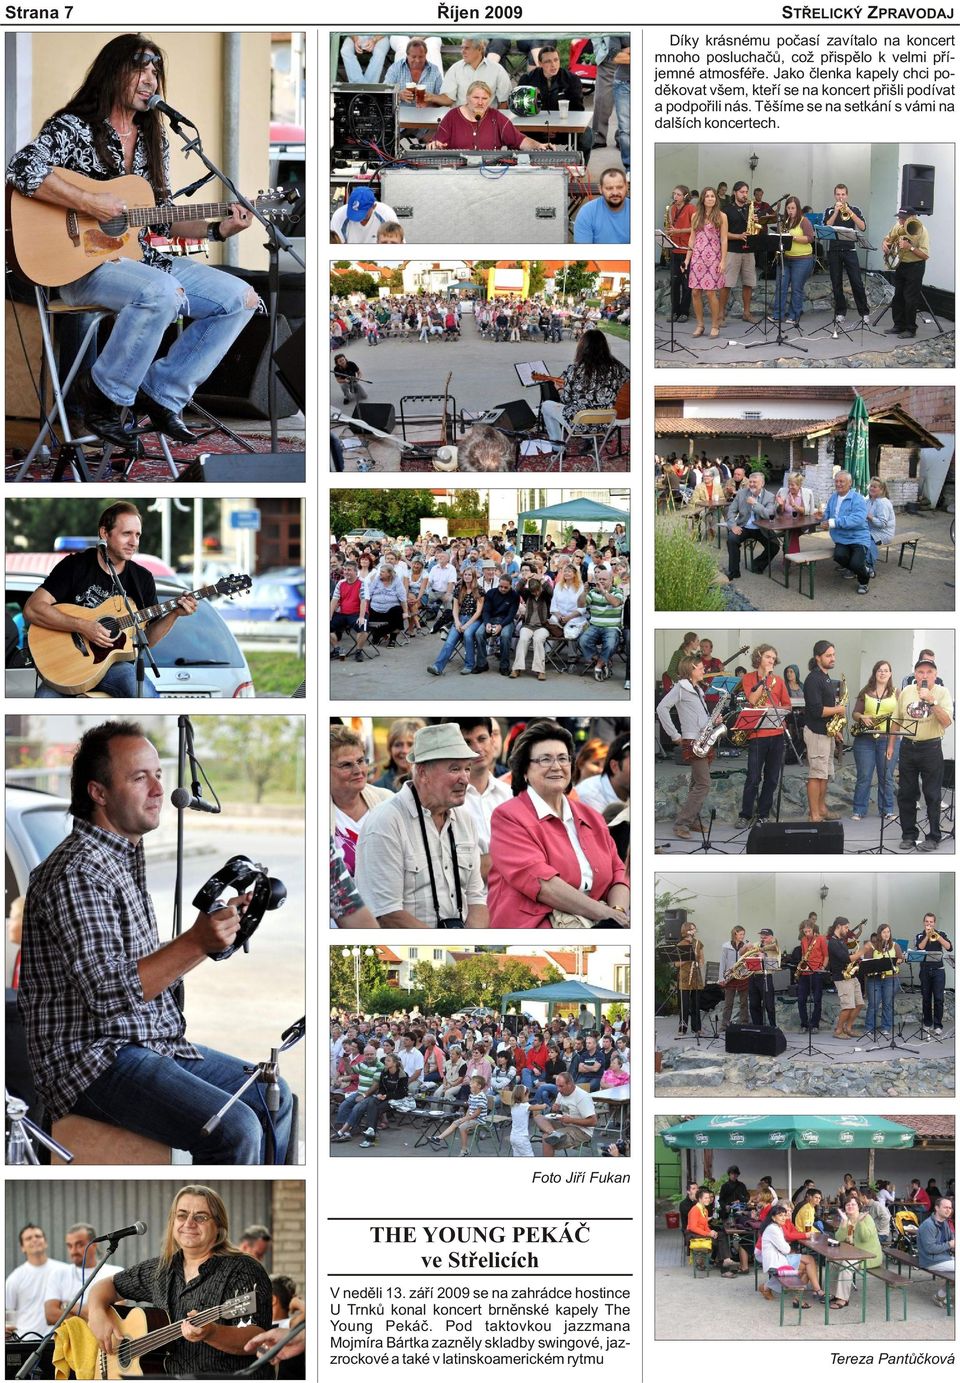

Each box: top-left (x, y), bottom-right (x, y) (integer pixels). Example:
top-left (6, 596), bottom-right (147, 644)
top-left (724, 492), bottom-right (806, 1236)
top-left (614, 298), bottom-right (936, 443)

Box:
top-left (775, 471), bottom-right (815, 517)
top-left (374, 718), bottom-right (425, 791)
top-left (865, 477), bottom-right (896, 572)
top-left (683, 187), bottom-right (728, 337)
top-left (548, 562), bottom-right (586, 641)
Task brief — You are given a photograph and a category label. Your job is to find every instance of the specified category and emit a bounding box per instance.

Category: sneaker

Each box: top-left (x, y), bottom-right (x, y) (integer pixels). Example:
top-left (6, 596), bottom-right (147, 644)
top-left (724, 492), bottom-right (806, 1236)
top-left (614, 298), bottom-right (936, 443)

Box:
top-left (594, 666), bottom-right (603, 681)
top-left (856, 583), bottom-right (869, 595)
top-left (427, 665), bottom-right (442, 676)
top-left (736, 815), bottom-right (752, 826)
top-left (359, 1137), bottom-right (377, 1148)
top-left (934, 1026), bottom-right (943, 1036)
top-left (624, 679), bottom-right (631, 691)
top-left (333, 1130), bottom-right (351, 1141)
top-left (363, 1127), bottom-right (376, 1138)
top-left (428, 1134), bottom-right (445, 1147)
top-left (755, 817), bottom-right (767, 826)
top-left (545, 1132), bottom-right (565, 1147)
top-left (459, 1148), bottom-right (470, 1157)
top-left (354, 649), bottom-right (363, 662)
top-left (839, 568), bottom-right (856, 579)
top-left (879, 1030), bottom-right (891, 1040)
top-left (862, 315), bottom-right (872, 325)
top-left (851, 814), bottom-right (864, 821)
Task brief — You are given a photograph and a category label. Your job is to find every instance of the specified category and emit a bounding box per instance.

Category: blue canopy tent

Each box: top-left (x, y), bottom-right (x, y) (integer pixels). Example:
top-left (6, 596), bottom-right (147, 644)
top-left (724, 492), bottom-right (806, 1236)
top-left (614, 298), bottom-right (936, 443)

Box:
top-left (516, 497), bottom-right (630, 549)
top-left (499, 978), bottom-right (629, 1031)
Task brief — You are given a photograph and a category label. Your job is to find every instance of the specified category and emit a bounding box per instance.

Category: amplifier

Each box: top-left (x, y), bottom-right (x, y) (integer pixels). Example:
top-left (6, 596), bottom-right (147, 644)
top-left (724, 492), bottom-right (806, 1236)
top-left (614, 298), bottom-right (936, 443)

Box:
top-left (177, 453), bottom-right (306, 483)
top-left (332, 83), bottom-right (396, 159)
top-left (746, 820), bottom-right (844, 854)
top-left (6, 1337), bottom-right (54, 1379)
top-left (380, 168), bottom-right (569, 244)
top-left (725, 1024), bottom-right (787, 1057)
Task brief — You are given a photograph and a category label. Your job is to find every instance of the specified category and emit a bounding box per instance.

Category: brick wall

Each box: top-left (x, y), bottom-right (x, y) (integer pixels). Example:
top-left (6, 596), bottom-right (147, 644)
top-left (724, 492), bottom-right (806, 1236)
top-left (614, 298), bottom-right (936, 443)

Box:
top-left (858, 385), bottom-right (954, 434)
top-left (272, 1181), bottom-right (306, 1292)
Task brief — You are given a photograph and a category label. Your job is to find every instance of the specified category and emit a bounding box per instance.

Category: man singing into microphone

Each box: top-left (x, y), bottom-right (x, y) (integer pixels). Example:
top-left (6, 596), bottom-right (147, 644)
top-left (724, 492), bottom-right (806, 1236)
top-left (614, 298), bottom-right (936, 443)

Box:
top-left (888, 654), bottom-right (954, 852)
top-left (24, 502), bottom-right (196, 699)
top-left (5, 33), bottom-right (258, 447)
top-left (85, 1186), bottom-right (274, 1378)
top-left (17, 721), bottom-right (294, 1163)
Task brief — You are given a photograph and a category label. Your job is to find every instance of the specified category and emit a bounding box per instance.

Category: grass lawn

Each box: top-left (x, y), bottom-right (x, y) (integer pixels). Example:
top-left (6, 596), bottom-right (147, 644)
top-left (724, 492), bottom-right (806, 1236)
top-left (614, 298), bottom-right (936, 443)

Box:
top-left (245, 649), bottom-right (306, 697)
top-left (599, 320), bottom-right (630, 340)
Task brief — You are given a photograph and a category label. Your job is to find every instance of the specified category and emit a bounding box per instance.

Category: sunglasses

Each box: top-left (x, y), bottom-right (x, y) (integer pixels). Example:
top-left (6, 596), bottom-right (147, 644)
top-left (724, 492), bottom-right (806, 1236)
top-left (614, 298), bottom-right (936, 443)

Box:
top-left (133, 51), bottom-right (163, 72)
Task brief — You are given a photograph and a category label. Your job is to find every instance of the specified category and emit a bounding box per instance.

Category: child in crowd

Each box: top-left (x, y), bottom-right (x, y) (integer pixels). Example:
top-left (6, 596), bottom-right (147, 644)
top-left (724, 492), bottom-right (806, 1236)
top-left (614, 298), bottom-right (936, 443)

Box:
top-left (430, 1075), bottom-right (490, 1157)
top-left (509, 1085), bottom-right (534, 1158)
top-left (376, 222), bottom-right (406, 243)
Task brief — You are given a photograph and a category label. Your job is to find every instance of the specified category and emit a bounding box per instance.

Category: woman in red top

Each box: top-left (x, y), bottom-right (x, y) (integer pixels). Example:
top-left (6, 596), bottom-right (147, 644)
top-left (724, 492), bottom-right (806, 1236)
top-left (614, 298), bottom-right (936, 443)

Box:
top-left (427, 81), bottom-right (556, 153)
top-left (794, 918), bottom-right (830, 1033)
top-left (487, 721), bottom-right (629, 929)
top-left (736, 643), bottom-right (793, 826)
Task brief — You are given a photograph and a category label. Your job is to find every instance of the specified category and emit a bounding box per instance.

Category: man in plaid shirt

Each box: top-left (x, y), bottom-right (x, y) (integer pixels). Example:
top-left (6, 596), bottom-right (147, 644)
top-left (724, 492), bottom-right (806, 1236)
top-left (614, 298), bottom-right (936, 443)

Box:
top-left (17, 720), bottom-right (294, 1163)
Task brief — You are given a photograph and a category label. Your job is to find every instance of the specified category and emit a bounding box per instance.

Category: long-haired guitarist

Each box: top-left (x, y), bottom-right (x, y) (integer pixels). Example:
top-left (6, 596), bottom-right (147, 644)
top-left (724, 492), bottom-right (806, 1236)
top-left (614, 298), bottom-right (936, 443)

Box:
top-left (6, 33), bottom-right (258, 447)
top-left (17, 722), bottom-right (295, 1163)
top-left (85, 1185), bottom-right (274, 1377)
top-left (24, 502), bottom-right (195, 698)
top-left (656, 654), bottom-right (712, 841)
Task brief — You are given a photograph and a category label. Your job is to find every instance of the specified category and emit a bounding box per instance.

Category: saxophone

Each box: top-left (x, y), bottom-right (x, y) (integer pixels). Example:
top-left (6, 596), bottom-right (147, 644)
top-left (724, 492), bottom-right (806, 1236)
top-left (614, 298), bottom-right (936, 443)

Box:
top-left (661, 201), bottom-right (673, 264)
top-left (826, 675), bottom-right (848, 740)
top-left (690, 690), bottom-right (730, 758)
top-left (745, 201), bottom-right (761, 240)
top-left (795, 936), bottom-right (819, 976)
top-left (730, 678), bottom-right (769, 747)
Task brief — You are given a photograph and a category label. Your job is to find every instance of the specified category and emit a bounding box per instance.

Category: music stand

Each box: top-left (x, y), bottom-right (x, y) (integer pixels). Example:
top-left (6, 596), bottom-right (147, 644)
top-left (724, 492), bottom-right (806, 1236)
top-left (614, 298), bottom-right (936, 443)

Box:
top-left (790, 967), bottom-right (831, 1061)
top-left (856, 720), bottom-right (916, 855)
top-left (859, 956), bottom-right (917, 1054)
top-left (743, 231), bottom-right (808, 356)
top-left (690, 806), bottom-right (731, 855)
top-left (654, 230), bottom-right (698, 359)
top-left (805, 227), bottom-right (861, 345)
top-left (900, 952), bottom-right (951, 1045)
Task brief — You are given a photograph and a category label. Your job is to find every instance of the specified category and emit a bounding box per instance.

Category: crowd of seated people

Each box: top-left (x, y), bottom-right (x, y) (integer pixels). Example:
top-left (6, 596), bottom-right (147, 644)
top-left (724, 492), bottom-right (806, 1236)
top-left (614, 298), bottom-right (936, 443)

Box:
top-left (330, 717), bottom-right (630, 930)
top-left (330, 527), bottom-right (630, 683)
top-left (330, 1005), bottom-right (630, 1154)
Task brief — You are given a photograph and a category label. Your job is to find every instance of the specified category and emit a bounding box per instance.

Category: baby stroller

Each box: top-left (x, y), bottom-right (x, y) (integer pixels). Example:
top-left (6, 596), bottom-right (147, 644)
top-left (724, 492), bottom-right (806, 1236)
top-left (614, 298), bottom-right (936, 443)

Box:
top-left (891, 1209), bottom-right (920, 1253)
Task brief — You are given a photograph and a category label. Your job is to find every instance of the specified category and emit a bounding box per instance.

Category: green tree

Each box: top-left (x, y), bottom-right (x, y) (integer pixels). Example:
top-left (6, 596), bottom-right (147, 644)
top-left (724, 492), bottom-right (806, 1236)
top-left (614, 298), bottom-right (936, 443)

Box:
top-left (456, 953), bottom-right (562, 1011)
top-left (330, 948), bottom-right (388, 1011)
top-left (654, 886), bottom-right (695, 1017)
top-left (331, 270), bottom-right (377, 298)
top-left (331, 489), bottom-right (438, 539)
top-left (196, 717), bottom-right (301, 803)
top-left (552, 263), bottom-right (599, 299)
top-left (436, 489), bottom-right (489, 527)
top-left (527, 260), bottom-right (546, 296)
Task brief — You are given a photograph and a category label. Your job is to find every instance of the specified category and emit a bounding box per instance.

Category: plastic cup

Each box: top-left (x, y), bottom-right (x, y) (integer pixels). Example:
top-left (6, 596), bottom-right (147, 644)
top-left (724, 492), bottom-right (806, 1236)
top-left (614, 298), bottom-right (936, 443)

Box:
top-left (557, 99), bottom-right (570, 120)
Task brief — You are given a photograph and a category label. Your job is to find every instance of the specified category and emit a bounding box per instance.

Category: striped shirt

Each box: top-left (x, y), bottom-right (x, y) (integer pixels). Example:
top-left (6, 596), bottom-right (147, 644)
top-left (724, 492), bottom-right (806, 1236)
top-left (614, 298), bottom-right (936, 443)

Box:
top-left (18, 818), bottom-right (199, 1119)
top-left (584, 585), bottom-right (624, 629)
top-left (355, 1058), bottom-right (384, 1097)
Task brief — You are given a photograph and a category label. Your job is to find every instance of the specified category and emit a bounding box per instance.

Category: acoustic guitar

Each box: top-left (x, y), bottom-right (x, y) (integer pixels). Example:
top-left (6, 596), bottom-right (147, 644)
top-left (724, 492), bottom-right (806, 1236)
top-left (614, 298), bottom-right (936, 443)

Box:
top-left (93, 1288), bottom-right (257, 1378)
top-left (28, 574), bottom-right (251, 694)
top-left (6, 170), bottom-right (297, 287)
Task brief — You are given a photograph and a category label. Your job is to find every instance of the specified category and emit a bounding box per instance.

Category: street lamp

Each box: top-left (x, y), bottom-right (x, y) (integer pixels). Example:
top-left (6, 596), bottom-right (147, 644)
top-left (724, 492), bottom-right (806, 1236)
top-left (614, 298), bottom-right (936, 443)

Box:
top-left (341, 945), bottom-right (375, 1013)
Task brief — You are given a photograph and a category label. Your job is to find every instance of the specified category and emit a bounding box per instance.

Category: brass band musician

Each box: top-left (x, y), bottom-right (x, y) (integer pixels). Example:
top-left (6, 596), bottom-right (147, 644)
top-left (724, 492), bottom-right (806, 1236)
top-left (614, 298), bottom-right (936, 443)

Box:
top-left (823, 183), bottom-right (870, 323)
top-left (794, 918), bottom-right (829, 1032)
top-left (748, 927), bottom-right (780, 1027)
top-left (826, 917), bottom-right (865, 1039)
top-left (735, 644), bottom-right (792, 827)
top-left (888, 655), bottom-right (953, 853)
top-left (674, 919), bottom-right (705, 1035)
top-left (914, 912), bottom-right (953, 1039)
top-left (656, 656), bottom-right (713, 842)
top-left (718, 925), bottom-right (750, 1032)
top-left (861, 922), bottom-right (904, 1038)
top-left (881, 204), bottom-right (930, 339)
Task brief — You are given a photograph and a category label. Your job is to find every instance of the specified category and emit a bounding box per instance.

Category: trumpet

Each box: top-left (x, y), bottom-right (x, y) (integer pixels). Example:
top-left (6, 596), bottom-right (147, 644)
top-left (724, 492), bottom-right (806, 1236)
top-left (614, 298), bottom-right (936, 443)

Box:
top-left (923, 929), bottom-right (947, 945)
top-left (884, 217), bottom-right (923, 270)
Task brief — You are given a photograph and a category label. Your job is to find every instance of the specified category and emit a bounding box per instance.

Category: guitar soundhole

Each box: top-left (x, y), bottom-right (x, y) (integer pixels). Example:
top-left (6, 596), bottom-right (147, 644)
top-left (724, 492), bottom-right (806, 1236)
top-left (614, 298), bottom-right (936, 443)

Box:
top-left (118, 1341), bottom-right (133, 1369)
top-left (99, 618), bottom-right (121, 640)
top-left (100, 214), bottom-right (130, 237)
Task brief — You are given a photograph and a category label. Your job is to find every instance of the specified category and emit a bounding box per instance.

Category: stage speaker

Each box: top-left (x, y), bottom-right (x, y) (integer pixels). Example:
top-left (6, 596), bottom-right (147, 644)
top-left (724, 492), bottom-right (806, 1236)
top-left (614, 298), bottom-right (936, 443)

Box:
top-left (501, 1013), bottom-right (521, 1036)
top-left (176, 452), bottom-right (306, 483)
top-left (480, 399), bottom-right (539, 433)
top-left (725, 1024), bottom-right (787, 1057)
top-left (6, 1338), bottom-right (54, 1379)
top-left (352, 402), bottom-right (397, 434)
top-left (746, 821), bottom-right (843, 854)
top-left (381, 167), bottom-right (568, 244)
top-left (332, 83), bottom-right (396, 159)
top-left (662, 908), bottom-right (688, 941)
top-left (901, 163), bottom-right (935, 215)
top-left (273, 324), bottom-right (306, 413)
top-left (194, 314), bottom-right (297, 420)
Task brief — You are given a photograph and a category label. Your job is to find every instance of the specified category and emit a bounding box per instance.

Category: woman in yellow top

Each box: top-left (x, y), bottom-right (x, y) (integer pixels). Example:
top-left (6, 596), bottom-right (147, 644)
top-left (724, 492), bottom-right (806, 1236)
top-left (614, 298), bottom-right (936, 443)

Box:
top-left (830, 1196), bottom-right (883, 1310)
top-left (851, 659), bottom-right (899, 820)
top-left (774, 194), bottom-right (816, 327)
top-left (861, 923), bottom-right (905, 1038)
top-left (674, 919), bottom-right (705, 1036)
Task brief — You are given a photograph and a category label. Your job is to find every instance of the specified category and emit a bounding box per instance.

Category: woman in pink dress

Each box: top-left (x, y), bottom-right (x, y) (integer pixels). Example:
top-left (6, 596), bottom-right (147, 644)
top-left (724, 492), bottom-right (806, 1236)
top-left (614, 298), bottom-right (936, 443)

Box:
top-left (683, 187), bottom-right (728, 338)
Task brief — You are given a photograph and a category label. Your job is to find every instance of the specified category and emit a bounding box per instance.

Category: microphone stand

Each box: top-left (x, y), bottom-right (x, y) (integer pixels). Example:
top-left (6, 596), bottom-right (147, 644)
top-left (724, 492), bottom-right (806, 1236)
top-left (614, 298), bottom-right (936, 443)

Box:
top-left (14, 1238), bottom-right (125, 1378)
top-left (654, 230), bottom-right (698, 360)
top-left (202, 1018), bottom-right (304, 1165)
top-left (161, 111), bottom-right (305, 453)
top-left (99, 546), bottom-right (159, 698)
top-left (230, 1317), bottom-right (306, 1377)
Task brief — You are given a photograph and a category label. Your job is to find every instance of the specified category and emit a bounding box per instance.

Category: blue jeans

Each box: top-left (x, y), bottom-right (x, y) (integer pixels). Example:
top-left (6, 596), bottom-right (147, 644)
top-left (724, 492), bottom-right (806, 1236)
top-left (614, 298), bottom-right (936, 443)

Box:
top-left (434, 620), bottom-right (482, 672)
top-left (613, 80), bottom-right (630, 172)
top-left (340, 35), bottom-right (390, 83)
top-left (579, 624), bottom-right (619, 665)
top-left (340, 1092), bottom-right (380, 1131)
top-left (776, 256), bottom-right (815, 320)
top-left (60, 257), bottom-right (256, 413)
top-left (72, 1041), bottom-right (293, 1164)
top-left (37, 659), bottom-right (160, 698)
top-left (865, 976), bottom-right (895, 1032)
top-left (483, 621), bottom-right (515, 670)
top-left (532, 1082), bottom-right (559, 1105)
top-left (853, 733), bottom-right (897, 816)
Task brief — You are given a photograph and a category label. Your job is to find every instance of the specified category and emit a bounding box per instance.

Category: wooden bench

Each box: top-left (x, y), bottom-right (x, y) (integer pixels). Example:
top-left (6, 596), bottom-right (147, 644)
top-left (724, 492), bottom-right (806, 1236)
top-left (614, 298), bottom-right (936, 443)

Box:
top-left (772, 1272), bottom-right (811, 1326)
top-left (51, 1115), bottom-right (174, 1165)
top-left (688, 1236), bottom-right (713, 1278)
top-left (784, 531), bottom-right (925, 599)
top-left (930, 1267), bottom-right (954, 1316)
top-left (867, 1265), bottom-right (909, 1321)
top-left (885, 1247), bottom-right (953, 1315)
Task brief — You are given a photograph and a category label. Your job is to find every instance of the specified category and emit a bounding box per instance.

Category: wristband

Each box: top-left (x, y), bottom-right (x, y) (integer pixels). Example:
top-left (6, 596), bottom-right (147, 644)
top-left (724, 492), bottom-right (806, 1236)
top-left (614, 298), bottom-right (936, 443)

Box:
top-left (207, 220), bottom-right (225, 243)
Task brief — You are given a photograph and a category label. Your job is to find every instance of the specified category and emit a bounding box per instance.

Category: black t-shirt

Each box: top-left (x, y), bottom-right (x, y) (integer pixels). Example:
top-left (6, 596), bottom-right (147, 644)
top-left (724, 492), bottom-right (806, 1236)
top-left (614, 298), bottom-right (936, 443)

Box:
top-left (726, 201), bottom-right (751, 252)
top-left (827, 934), bottom-right (851, 978)
top-left (803, 666), bottom-right (836, 737)
top-left (718, 1179), bottom-right (750, 1212)
top-left (678, 1195), bottom-right (698, 1231)
top-left (527, 66), bottom-right (585, 112)
top-left (823, 204), bottom-right (865, 245)
top-left (40, 549), bottom-right (158, 614)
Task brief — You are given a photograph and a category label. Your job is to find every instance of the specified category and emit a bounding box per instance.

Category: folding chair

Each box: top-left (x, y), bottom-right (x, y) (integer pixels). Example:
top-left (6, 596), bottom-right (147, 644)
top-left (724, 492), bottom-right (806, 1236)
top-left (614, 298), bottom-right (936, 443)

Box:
top-left (545, 408), bottom-right (624, 473)
top-left (13, 286), bottom-right (180, 481)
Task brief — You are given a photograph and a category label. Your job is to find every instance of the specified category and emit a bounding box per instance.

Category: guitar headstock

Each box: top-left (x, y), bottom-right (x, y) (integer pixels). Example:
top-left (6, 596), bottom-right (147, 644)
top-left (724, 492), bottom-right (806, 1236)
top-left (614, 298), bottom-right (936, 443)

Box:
top-left (255, 186), bottom-right (303, 224)
top-left (215, 574), bottom-right (253, 598)
top-left (221, 1290), bottom-right (257, 1320)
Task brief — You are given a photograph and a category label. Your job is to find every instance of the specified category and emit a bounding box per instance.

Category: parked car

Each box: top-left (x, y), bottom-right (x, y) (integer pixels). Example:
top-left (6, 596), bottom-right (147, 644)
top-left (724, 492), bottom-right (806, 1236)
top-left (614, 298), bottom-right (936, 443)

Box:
top-left (5, 786), bottom-right (72, 985)
top-left (5, 571), bottom-right (256, 698)
top-left (216, 572), bottom-right (305, 624)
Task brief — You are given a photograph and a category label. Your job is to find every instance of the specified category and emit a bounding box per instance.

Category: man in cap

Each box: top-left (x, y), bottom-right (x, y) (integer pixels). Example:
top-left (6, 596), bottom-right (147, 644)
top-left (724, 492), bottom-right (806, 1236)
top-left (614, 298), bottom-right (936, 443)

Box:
top-left (330, 188), bottom-right (398, 245)
top-left (881, 205), bottom-right (930, 339)
top-left (889, 656), bottom-right (953, 852)
top-left (354, 725), bottom-right (488, 928)
top-left (748, 928), bottom-right (780, 1027)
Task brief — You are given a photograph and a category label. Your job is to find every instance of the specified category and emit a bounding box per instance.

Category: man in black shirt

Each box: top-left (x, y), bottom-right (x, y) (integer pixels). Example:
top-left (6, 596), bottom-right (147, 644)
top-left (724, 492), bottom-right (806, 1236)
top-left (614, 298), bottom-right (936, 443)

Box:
top-left (677, 1180), bottom-right (699, 1245)
top-left (526, 47), bottom-right (589, 155)
top-left (823, 183), bottom-right (870, 322)
top-left (717, 1166), bottom-right (750, 1215)
top-left (802, 640), bottom-right (844, 823)
top-left (913, 912), bottom-right (953, 1038)
top-left (719, 182), bottom-right (757, 326)
top-left (24, 502), bottom-right (196, 698)
top-left (827, 917), bottom-right (865, 1038)
top-left (86, 1185), bottom-right (274, 1379)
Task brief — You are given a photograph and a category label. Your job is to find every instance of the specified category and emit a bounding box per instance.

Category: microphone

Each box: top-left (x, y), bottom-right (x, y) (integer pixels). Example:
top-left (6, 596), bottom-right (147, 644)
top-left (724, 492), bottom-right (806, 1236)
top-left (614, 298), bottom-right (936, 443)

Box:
top-left (92, 1221), bottom-right (147, 1245)
top-left (146, 93), bottom-right (195, 127)
top-left (171, 787), bottom-right (221, 814)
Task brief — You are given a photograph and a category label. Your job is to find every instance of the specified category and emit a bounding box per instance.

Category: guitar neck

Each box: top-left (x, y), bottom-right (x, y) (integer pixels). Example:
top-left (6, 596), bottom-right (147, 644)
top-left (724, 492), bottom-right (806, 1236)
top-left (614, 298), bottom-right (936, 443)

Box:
top-left (114, 584), bottom-right (219, 632)
top-left (127, 1302), bottom-right (225, 1359)
top-left (128, 201), bottom-right (235, 227)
